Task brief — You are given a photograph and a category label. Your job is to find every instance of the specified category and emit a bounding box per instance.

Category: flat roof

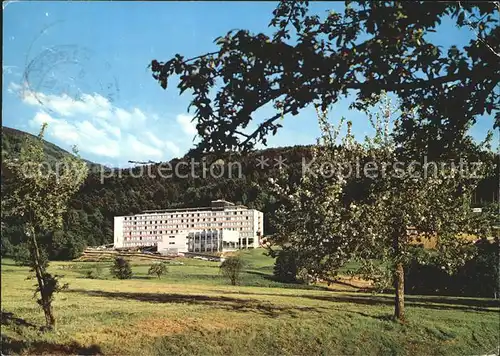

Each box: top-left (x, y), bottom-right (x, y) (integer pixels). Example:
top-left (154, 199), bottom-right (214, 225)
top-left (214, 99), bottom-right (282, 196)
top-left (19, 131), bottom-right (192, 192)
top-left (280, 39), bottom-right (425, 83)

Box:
top-left (138, 205), bottom-right (251, 215)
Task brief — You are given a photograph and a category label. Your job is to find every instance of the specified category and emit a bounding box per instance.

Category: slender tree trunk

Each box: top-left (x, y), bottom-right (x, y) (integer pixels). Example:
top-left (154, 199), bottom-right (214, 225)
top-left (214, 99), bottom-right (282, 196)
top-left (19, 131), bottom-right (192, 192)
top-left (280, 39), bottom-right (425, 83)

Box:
top-left (393, 229), bottom-right (405, 323)
top-left (27, 225), bottom-right (56, 329)
top-left (394, 262), bottom-right (405, 322)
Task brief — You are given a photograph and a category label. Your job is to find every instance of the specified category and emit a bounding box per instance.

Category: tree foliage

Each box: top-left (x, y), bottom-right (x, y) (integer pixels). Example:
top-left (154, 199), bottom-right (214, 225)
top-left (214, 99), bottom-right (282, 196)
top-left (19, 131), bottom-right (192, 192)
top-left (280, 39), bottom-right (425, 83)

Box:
top-left (150, 1), bottom-right (499, 155)
top-left (270, 98), bottom-right (494, 321)
top-left (1, 123), bottom-right (88, 329)
top-left (272, 247), bottom-right (302, 283)
top-left (148, 262), bottom-right (169, 279)
top-left (406, 240), bottom-right (499, 298)
top-left (220, 255), bottom-right (245, 285)
top-left (110, 257), bottom-right (133, 280)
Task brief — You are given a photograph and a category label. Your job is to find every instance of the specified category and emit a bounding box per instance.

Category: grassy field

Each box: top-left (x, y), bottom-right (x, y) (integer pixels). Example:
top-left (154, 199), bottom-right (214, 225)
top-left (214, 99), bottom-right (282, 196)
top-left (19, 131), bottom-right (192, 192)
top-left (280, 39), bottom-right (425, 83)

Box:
top-left (1, 249), bottom-right (499, 355)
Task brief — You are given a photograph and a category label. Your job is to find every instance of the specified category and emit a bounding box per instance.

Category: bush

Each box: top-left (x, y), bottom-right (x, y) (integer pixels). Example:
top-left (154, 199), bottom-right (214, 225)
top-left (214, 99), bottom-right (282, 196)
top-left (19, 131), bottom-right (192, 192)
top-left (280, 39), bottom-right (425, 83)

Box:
top-left (273, 248), bottom-right (301, 283)
top-left (85, 264), bottom-right (103, 279)
top-left (405, 260), bottom-right (453, 295)
top-left (148, 262), bottom-right (168, 279)
top-left (49, 231), bottom-right (86, 261)
top-left (405, 240), bottom-right (499, 298)
top-left (110, 257), bottom-right (132, 279)
top-left (296, 267), bottom-right (313, 285)
top-left (11, 243), bottom-right (32, 266)
top-left (220, 256), bottom-right (244, 285)
top-left (456, 240), bottom-right (499, 298)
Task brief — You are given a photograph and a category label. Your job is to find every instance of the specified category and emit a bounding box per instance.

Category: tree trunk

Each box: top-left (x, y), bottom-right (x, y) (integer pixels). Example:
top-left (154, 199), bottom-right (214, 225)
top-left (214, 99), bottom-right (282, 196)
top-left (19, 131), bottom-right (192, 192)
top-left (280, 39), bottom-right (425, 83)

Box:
top-left (27, 225), bottom-right (56, 330)
top-left (394, 262), bottom-right (405, 322)
top-left (392, 228), bottom-right (405, 323)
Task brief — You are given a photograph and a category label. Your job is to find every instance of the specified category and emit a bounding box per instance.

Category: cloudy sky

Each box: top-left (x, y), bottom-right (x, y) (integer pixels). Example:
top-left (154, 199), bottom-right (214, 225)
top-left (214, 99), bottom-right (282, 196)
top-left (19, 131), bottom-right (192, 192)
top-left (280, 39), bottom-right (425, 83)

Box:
top-left (3, 2), bottom-right (497, 167)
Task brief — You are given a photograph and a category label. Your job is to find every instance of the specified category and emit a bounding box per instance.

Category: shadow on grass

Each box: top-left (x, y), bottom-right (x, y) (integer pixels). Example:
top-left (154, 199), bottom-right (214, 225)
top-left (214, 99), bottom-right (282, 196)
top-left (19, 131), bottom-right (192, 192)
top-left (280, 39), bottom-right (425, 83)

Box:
top-left (0, 261), bottom-right (21, 267)
top-left (244, 271), bottom-right (331, 291)
top-left (1, 334), bottom-right (102, 355)
top-left (301, 294), bottom-right (499, 312)
top-left (1, 311), bottom-right (38, 329)
top-left (210, 290), bottom-right (499, 313)
top-left (244, 270), bottom-right (279, 282)
top-left (67, 289), bottom-right (323, 318)
top-left (1, 311), bottom-right (102, 355)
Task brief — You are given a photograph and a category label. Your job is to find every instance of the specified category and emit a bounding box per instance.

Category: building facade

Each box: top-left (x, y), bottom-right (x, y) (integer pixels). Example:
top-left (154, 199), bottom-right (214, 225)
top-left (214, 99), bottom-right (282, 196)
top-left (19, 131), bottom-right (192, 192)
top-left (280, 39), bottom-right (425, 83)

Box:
top-left (156, 229), bottom-right (240, 255)
top-left (113, 200), bottom-right (264, 251)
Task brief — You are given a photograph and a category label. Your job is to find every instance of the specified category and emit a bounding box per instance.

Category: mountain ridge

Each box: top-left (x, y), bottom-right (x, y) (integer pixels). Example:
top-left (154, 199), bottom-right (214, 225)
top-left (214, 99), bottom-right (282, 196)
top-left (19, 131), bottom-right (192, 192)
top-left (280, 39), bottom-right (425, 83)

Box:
top-left (1, 126), bottom-right (104, 170)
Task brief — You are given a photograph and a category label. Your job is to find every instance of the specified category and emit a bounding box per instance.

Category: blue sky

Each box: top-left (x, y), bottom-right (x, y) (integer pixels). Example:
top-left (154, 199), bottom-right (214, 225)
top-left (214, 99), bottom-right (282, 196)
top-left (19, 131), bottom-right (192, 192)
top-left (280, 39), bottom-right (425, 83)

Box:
top-left (3, 1), bottom-right (497, 167)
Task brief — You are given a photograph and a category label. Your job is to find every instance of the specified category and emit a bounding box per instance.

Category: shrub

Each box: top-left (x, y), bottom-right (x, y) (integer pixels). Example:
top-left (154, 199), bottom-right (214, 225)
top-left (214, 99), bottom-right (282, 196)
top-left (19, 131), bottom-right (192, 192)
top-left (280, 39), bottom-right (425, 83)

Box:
top-left (49, 230), bottom-right (86, 261)
top-left (457, 240), bottom-right (499, 298)
top-left (296, 267), bottom-right (313, 285)
top-left (110, 257), bottom-right (132, 279)
top-left (220, 256), bottom-right (244, 285)
top-left (11, 243), bottom-right (32, 266)
top-left (148, 262), bottom-right (168, 279)
top-left (405, 240), bottom-right (499, 298)
top-left (85, 264), bottom-right (103, 279)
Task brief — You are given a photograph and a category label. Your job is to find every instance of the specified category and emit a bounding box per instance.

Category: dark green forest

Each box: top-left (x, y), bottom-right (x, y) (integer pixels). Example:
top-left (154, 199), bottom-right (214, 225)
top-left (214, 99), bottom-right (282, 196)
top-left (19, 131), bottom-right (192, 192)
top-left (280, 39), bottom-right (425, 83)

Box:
top-left (1, 126), bottom-right (497, 260)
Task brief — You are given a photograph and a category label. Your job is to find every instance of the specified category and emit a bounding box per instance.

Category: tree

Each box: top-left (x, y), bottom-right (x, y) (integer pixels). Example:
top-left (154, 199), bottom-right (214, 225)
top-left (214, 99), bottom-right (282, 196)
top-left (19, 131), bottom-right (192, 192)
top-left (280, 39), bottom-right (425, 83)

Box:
top-left (49, 230), bottom-right (85, 260)
top-left (148, 262), bottom-right (169, 279)
top-left (270, 98), bottom-right (492, 322)
top-left (110, 257), bottom-right (133, 280)
top-left (2, 123), bottom-right (89, 330)
top-left (220, 256), bottom-right (245, 285)
top-left (150, 1), bottom-right (499, 155)
top-left (272, 247), bottom-right (302, 283)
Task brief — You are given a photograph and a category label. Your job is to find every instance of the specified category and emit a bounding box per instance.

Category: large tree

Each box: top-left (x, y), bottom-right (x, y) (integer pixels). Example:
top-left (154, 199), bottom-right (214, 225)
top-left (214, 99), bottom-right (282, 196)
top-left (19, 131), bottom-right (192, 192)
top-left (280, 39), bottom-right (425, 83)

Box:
top-left (269, 99), bottom-right (494, 321)
top-left (150, 1), bottom-right (499, 155)
top-left (2, 124), bottom-right (89, 330)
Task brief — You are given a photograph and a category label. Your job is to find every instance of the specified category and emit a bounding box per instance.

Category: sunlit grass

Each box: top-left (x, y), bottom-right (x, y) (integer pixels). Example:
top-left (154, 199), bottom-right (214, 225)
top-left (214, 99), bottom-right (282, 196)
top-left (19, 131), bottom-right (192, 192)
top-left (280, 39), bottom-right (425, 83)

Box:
top-left (1, 250), bottom-right (498, 355)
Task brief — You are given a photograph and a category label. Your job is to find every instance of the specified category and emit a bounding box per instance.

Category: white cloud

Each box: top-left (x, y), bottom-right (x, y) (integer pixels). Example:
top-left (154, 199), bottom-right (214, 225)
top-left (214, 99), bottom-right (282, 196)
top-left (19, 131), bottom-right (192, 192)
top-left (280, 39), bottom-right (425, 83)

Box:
top-left (21, 89), bottom-right (113, 118)
top-left (165, 142), bottom-right (181, 156)
top-left (32, 111), bottom-right (80, 143)
top-left (3, 65), bottom-right (20, 76)
top-left (176, 114), bottom-right (197, 136)
top-left (7, 82), bottom-right (22, 94)
top-left (30, 112), bottom-right (120, 158)
top-left (145, 131), bottom-right (164, 148)
top-left (127, 134), bottom-right (163, 161)
top-left (11, 83), bottom-right (193, 165)
top-left (32, 111), bottom-right (57, 125)
top-left (145, 131), bottom-right (180, 156)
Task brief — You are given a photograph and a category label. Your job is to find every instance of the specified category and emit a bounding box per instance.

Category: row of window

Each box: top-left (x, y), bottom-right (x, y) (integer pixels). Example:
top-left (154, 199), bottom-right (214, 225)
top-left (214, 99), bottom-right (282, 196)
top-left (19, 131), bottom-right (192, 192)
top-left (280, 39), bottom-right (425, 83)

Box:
top-left (125, 227), bottom-right (248, 239)
top-left (124, 216), bottom-right (251, 225)
top-left (125, 236), bottom-right (161, 241)
top-left (124, 222), bottom-right (252, 230)
top-left (124, 222), bottom-right (253, 231)
top-left (123, 210), bottom-right (254, 221)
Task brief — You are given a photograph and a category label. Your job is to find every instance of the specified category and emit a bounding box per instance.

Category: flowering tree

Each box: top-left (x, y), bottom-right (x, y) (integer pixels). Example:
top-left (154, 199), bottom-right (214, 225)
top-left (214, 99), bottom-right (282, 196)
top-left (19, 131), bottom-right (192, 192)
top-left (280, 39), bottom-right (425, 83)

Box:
top-left (2, 124), bottom-right (88, 330)
top-left (270, 98), bottom-right (492, 322)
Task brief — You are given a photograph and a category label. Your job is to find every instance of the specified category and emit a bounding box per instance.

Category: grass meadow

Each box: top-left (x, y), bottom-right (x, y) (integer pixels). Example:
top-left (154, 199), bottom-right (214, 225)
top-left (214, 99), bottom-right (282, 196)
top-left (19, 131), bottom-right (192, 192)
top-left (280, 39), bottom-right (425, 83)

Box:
top-left (1, 249), bottom-right (499, 355)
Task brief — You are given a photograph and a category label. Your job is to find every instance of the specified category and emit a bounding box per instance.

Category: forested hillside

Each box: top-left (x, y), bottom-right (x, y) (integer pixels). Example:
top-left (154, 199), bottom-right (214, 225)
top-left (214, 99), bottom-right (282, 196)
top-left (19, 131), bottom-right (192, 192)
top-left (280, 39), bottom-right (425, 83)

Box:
top-left (1, 127), bottom-right (102, 170)
top-left (1, 126), bottom-right (497, 260)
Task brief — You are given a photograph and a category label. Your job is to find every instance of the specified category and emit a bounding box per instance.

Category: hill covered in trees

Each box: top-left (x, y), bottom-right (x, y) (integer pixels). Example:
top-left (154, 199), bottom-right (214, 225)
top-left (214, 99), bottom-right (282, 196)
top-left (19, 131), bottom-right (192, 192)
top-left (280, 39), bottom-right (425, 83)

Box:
top-left (1, 126), bottom-right (497, 260)
top-left (1, 127), bottom-right (102, 170)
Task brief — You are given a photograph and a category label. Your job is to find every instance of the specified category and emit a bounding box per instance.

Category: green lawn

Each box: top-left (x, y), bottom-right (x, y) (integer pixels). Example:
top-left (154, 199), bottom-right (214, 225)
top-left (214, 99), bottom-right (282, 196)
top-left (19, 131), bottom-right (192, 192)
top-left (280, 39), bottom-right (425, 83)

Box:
top-left (1, 249), bottom-right (499, 355)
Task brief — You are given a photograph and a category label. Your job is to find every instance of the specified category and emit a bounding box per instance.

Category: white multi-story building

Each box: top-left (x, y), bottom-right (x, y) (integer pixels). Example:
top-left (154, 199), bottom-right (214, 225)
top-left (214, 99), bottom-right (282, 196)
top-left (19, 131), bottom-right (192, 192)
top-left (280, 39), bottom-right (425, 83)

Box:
top-left (113, 200), bottom-right (264, 251)
top-left (156, 229), bottom-right (240, 255)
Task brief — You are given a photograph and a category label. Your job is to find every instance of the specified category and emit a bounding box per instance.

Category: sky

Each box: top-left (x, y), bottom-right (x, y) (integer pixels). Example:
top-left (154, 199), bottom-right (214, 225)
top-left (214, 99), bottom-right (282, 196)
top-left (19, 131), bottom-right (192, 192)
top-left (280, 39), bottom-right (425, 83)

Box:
top-left (3, 1), bottom-right (497, 167)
